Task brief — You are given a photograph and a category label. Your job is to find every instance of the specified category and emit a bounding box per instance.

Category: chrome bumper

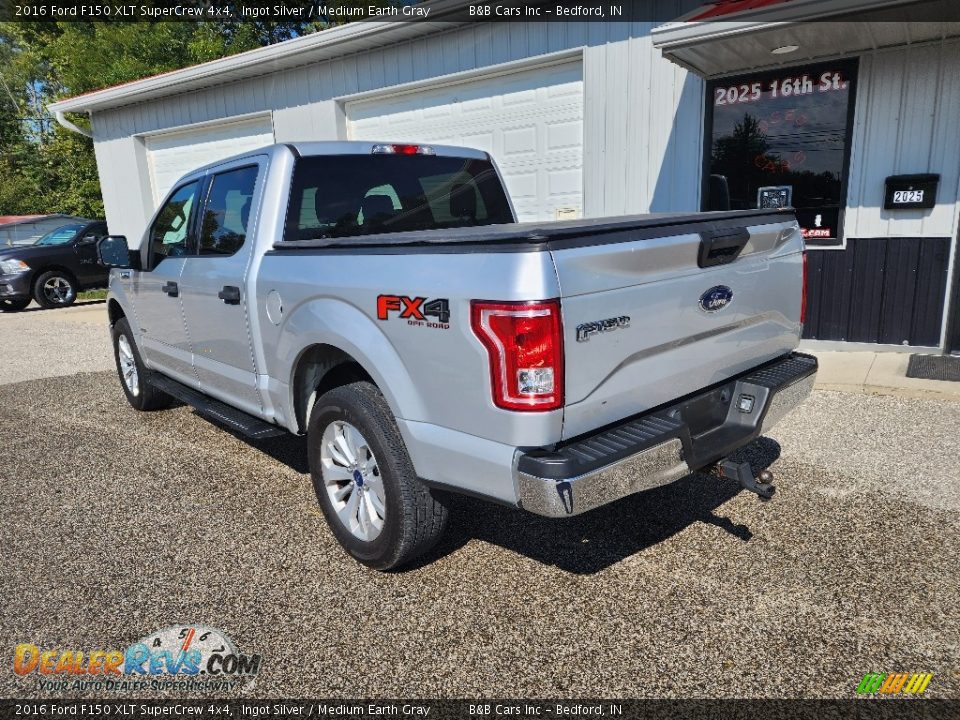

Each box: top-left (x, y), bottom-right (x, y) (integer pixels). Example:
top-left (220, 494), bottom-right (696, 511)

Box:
top-left (515, 353), bottom-right (817, 518)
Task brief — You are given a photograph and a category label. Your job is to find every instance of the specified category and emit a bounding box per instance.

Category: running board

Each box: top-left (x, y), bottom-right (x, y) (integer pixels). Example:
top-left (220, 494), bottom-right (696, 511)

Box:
top-left (150, 375), bottom-right (286, 440)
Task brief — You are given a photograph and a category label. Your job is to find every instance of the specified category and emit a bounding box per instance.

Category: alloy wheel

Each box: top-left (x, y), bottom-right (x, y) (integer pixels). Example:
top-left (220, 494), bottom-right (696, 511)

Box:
top-left (117, 334), bottom-right (140, 397)
top-left (320, 420), bottom-right (386, 542)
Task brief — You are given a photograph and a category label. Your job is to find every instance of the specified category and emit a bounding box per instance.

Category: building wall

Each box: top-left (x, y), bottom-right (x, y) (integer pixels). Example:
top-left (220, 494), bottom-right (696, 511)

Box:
top-left (91, 17), bottom-right (704, 243)
top-left (844, 38), bottom-right (960, 242)
top-left (804, 38), bottom-right (960, 349)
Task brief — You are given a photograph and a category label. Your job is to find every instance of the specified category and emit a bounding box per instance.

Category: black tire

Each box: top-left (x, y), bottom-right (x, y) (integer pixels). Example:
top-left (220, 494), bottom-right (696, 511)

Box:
top-left (111, 317), bottom-right (174, 411)
top-left (0, 298), bottom-right (31, 312)
top-left (308, 381), bottom-right (448, 570)
top-left (33, 270), bottom-right (77, 309)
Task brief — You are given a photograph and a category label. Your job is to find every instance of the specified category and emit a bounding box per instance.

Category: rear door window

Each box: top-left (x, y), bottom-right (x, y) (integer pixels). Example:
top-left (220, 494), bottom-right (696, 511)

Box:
top-left (284, 154), bottom-right (513, 241)
top-left (198, 166), bottom-right (259, 256)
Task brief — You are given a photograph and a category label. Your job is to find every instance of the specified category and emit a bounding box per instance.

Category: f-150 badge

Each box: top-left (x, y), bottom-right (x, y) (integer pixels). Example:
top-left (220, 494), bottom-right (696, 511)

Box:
top-left (576, 316), bottom-right (630, 342)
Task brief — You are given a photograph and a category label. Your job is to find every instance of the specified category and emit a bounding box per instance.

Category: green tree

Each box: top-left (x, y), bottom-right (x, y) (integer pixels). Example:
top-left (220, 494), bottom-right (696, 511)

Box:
top-left (0, 17), bottom-right (331, 217)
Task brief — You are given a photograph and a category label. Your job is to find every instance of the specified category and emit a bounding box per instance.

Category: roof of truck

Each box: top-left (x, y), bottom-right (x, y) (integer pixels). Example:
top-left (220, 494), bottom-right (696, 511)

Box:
top-left (183, 141), bottom-right (491, 178)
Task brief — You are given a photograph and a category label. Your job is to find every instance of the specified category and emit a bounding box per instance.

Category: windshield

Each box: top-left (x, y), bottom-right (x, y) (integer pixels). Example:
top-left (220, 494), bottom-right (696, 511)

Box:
top-left (284, 154), bottom-right (514, 241)
top-left (35, 224), bottom-right (85, 246)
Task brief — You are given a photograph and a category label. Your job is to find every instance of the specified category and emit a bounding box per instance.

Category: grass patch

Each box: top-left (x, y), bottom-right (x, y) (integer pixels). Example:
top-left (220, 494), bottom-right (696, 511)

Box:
top-left (78, 289), bottom-right (108, 301)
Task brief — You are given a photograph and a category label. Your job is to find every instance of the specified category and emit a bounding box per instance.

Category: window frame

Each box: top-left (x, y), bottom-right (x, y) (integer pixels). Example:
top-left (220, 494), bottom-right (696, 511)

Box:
top-left (701, 57), bottom-right (860, 249)
top-left (192, 163), bottom-right (260, 259)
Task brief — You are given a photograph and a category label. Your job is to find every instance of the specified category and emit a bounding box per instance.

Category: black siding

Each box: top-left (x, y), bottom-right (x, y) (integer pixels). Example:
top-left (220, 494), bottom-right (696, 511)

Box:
top-left (803, 237), bottom-right (951, 347)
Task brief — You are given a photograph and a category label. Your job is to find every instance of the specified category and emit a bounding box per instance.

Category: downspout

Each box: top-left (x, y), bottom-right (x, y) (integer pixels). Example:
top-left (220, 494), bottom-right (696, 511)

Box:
top-left (54, 110), bottom-right (92, 139)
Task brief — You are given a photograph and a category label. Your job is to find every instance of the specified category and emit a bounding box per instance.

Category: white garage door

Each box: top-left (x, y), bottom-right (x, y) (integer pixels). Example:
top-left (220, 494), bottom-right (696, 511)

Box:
top-left (145, 115), bottom-right (274, 205)
top-left (347, 62), bottom-right (583, 222)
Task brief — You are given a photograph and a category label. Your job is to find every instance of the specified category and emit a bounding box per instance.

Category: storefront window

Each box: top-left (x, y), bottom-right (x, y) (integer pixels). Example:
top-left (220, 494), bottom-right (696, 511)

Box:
top-left (705, 60), bottom-right (858, 246)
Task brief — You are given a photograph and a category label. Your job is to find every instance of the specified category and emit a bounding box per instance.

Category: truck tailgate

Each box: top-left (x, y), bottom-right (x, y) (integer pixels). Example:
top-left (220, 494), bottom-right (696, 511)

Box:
top-left (555, 217), bottom-right (804, 440)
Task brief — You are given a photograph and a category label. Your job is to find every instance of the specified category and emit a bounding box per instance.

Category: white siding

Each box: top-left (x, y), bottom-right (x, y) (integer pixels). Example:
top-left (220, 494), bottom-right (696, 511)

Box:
top-left (91, 18), bottom-right (704, 243)
top-left (845, 39), bottom-right (960, 242)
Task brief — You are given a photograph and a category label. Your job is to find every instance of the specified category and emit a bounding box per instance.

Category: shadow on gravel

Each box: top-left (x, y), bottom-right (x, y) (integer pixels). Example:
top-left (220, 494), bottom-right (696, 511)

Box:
top-left (231, 421), bottom-right (781, 575)
top-left (414, 436), bottom-right (782, 574)
top-left (13, 299), bottom-right (106, 313)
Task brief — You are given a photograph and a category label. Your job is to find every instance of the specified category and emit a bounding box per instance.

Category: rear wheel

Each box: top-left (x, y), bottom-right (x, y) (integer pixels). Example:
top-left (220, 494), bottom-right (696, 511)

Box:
top-left (111, 317), bottom-right (173, 411)
top-left (308, 381), bottom-right (448, 570)
top-left (0, 298), bottom-right (30, 312)
top-left (33, 270), bottom-right (77, 309)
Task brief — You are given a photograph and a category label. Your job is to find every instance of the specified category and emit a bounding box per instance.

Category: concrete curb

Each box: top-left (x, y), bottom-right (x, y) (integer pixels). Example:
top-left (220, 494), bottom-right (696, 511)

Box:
top-left (808, 350), bottom-right (960, 403)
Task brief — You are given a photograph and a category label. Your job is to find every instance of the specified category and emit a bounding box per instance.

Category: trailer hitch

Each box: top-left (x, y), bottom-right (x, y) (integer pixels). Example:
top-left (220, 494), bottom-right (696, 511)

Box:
top-left (719, 459), bottom-right (776, 500)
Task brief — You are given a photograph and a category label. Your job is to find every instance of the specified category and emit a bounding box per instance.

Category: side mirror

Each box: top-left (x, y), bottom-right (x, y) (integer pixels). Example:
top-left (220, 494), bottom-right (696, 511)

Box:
top-left (97, 235), bottom-right (138, 269)
top-left (76, 235), bottom-right (97, 246)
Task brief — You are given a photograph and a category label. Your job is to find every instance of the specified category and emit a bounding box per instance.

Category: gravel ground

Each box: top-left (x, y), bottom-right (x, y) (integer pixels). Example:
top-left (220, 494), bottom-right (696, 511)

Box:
top-left (0, 302), bottom-right (113, 384)
top-left (0, 315), bottom-right (958, 700)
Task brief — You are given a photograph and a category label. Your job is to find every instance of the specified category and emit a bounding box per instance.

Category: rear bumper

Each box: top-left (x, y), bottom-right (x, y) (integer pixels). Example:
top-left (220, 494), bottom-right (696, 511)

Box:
top-left (515, 352), bottom-right (817, 517)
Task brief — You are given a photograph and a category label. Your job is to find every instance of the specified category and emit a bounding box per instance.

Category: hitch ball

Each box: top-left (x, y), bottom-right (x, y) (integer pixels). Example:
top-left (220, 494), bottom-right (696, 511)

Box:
top-left (757, 469), bottom-right (774, 485)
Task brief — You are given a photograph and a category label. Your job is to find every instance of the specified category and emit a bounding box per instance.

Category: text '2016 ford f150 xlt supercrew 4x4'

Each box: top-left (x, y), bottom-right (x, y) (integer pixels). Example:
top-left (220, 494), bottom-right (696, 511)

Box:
top-left (98, 141), bottom-right (817, 570)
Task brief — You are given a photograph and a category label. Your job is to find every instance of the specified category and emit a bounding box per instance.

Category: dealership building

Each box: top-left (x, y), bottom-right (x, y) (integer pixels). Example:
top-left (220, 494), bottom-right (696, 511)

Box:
top-left (49, 0), bottom-right (960, 353)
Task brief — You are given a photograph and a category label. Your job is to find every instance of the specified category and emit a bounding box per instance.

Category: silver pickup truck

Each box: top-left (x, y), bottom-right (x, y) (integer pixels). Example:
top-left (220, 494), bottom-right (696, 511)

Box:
top-left (97, 141), bottom-right (817, 570)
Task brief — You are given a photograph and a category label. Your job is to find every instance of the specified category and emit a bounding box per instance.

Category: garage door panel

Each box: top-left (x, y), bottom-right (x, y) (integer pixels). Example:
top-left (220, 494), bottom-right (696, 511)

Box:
top-left (347, 62), bottom-right (583, 222)
top-left (547, 120), bottom-right (582, 151)
top-left (145, 116), bottom-right (273, 205)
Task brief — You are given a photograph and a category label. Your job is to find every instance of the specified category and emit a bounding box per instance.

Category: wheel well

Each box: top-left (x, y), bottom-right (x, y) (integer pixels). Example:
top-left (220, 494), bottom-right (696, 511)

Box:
top-left (293, 344), bottom-right (375, 433)
top-left (107, 299), bottom-right (125, 326)
top-left (31, 266), bottom-right (78, 292)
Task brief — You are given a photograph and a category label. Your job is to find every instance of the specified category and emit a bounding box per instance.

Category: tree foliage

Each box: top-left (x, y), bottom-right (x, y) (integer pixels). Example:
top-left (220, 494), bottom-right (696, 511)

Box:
top-left (0, 19), bottom-right (324, 218)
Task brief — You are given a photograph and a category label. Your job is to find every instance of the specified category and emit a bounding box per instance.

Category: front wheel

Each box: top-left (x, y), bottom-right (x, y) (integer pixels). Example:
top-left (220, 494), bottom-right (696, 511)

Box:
top-left (111, 317), bottom-right (173, 411)
top-left (308, 381), bottom-right (448, 570)
top-left (33, 270), bottom-right (77, 309)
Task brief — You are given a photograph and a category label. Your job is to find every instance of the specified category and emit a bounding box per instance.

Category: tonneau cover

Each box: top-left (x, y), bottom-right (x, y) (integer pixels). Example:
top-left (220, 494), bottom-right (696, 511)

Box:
top-left (272, 209), bottom-right (795, 251)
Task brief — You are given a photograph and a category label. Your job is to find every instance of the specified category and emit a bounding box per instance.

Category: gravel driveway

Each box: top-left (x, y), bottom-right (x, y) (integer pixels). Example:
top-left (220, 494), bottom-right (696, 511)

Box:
top-left (1, 308), bottom-right (958, 699)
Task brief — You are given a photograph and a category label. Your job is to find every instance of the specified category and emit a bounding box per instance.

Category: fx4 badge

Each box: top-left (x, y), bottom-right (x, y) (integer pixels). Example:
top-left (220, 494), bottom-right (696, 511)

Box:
top-left (576, 316), bottom-right (630, 342)
top-left (377, 295), bottom-right (451, 329)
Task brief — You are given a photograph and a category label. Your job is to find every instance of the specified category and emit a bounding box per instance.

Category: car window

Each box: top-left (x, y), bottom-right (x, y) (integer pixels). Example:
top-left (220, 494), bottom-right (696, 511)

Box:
top-left (35, 224), bottom-right (85, 246)
top-left (150, 181), bottom-right (199, 267)
top-left (80, 223), bottom-right (109, 242)
top-left (284, 155), bottom-right (513, 241)
top-left (198, 166), bottom-right (259, 256)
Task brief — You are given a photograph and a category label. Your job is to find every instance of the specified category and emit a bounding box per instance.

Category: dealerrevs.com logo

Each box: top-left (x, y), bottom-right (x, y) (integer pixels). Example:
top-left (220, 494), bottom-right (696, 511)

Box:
top-left (14, 626), bottom-right (261, 693)
top-left (855, 673), bottom-right (933, 696)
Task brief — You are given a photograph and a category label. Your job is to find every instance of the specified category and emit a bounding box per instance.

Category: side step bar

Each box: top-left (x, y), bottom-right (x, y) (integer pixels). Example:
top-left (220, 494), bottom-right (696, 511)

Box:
top-left (149, 374), bottom-right (286, 440)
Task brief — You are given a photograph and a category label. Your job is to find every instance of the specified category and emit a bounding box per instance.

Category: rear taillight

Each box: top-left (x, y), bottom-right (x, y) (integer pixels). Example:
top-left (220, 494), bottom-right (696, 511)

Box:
top-left (470, 300), bottom-right (564, 412)
top-left (800, 251), bottom-right (808, 325)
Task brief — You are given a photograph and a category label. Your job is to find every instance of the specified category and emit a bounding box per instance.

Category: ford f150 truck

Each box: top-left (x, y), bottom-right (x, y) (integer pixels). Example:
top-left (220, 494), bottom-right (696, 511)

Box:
top-left (97, 141), bottom-right (817, 570)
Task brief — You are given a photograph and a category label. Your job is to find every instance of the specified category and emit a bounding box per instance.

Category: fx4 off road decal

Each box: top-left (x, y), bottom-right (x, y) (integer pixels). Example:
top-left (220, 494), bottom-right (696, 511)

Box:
top-left (377, 295), bottom-right (451, 330)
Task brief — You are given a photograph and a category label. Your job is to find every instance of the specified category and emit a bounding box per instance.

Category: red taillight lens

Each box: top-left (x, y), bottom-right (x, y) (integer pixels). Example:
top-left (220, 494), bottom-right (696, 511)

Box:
top-left (470, 300), bottom-right (564, 412)
top-left (800, 251), bottom-right (808, 325)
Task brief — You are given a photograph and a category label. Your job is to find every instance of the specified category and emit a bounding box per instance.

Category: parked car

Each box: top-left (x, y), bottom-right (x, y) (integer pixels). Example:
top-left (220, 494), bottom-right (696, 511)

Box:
top-left (0, 220), bottom-right (110, 311)
top-left (98, 142), bottom-right (816, 570)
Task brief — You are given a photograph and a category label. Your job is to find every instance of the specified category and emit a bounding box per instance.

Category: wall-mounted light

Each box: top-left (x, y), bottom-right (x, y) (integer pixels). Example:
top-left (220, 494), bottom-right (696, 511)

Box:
top-left (772, 45), bottom-right (800, 55)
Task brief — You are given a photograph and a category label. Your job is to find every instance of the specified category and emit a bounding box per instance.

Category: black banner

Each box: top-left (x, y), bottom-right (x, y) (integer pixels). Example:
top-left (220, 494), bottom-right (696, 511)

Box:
top-left (2, 0), bottom-right (960, 24)
top-left (0, 700), bottom-right (958, 720)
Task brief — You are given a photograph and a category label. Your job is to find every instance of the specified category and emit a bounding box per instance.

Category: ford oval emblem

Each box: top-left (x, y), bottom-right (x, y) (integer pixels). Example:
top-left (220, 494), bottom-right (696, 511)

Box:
top-left (699, 285), bottom-right (734, 313)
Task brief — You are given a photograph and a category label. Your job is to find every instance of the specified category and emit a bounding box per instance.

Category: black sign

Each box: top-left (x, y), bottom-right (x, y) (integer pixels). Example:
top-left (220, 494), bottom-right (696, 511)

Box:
top-left (757, 186), bottom-right (792, 209)
top-left (884, 174), bottom-right (939, 210)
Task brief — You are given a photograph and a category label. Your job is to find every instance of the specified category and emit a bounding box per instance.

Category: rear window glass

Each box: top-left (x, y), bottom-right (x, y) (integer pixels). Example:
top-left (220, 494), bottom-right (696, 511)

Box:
top-left (283, 154), bottom-right (513, 241)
